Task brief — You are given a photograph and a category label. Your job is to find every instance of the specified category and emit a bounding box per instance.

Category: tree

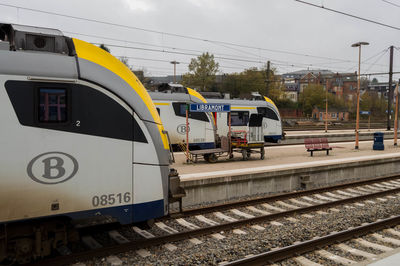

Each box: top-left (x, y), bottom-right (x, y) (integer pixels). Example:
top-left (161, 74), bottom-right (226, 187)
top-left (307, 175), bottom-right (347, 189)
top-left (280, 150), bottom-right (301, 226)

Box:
top-left (99, 44), bottom-right (110, 53)
top-left (182, 52), bottom-right (219, 90)
top-left (360, 91), bottom-right (386, 117)
top-left (216, 65), bottom-right (285, 101)
top-left (298, 84), bottom-right (325, 116)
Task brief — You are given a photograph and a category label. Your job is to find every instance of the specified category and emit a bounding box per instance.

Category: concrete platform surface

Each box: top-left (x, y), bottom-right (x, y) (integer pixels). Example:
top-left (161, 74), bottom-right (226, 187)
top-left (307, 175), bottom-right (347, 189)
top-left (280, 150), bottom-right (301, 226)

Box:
top-left (174, 139), bottom-right (400, 178)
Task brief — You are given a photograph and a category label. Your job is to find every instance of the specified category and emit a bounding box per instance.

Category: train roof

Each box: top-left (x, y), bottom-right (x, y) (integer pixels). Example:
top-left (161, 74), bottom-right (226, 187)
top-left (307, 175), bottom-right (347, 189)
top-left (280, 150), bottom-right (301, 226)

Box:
top-left (149, 88), bottom-right (206, 104)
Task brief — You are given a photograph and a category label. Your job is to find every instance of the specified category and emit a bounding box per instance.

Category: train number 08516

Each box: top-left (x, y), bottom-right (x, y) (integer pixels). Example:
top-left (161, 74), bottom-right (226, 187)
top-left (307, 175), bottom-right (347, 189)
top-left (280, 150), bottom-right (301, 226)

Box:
top-left (92, 192), bottom-right (131, 207)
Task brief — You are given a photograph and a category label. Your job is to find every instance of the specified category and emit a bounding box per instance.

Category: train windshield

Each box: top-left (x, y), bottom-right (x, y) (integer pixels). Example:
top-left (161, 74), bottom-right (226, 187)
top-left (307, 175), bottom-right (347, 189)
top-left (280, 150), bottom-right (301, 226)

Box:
top-left (172, 102), bottom-right (209, 122)
top-left (257, 107), bottom-right (279, 121)
top-left (229, 111), bottom-right (249, 126)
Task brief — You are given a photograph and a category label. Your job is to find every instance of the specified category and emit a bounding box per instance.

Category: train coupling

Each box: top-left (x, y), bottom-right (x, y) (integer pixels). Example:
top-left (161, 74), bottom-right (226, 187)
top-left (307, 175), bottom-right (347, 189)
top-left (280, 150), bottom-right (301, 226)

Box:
top-left (168, 168), bottom-right (186, 212)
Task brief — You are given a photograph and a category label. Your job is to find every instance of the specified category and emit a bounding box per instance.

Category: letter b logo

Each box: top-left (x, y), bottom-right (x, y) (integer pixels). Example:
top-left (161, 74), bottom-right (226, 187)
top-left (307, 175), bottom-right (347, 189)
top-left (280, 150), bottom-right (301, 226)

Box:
top-left (27, 152), bottom-right (78, 184)
top-left (42, 157), bottom-right (66, 179)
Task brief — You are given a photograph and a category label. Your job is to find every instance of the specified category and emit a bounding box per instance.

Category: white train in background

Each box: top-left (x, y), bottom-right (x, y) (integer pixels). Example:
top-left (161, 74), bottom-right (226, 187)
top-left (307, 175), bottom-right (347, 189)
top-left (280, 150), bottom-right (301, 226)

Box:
top-left (204, 96), bottom-right (284, 143)
top-left (149, 84), bottom-right (216, 150)
top-left (150, 85), bottom-right (283, 150)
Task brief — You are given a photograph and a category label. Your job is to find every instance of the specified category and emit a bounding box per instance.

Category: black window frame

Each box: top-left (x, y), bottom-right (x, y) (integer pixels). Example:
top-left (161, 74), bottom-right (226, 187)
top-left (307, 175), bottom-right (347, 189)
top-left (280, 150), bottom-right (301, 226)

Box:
top-left (257, 107), bottom-right (279, 121)
top-left (6, 80), bottom-right (147, 143)
top-left (228, 111), bottom-right (249, 126)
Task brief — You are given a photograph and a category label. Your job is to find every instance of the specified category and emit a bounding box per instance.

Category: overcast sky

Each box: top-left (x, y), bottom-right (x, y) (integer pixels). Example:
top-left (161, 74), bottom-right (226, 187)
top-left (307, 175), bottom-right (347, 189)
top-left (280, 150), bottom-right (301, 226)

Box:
top-left (1, 0), bottom-right (400, 81)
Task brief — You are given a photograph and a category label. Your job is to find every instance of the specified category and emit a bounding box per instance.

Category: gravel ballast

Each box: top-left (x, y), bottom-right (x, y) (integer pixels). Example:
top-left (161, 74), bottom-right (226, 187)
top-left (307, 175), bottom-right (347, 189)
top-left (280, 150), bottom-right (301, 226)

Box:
top-left (77, 193), bottom-right (400, 265)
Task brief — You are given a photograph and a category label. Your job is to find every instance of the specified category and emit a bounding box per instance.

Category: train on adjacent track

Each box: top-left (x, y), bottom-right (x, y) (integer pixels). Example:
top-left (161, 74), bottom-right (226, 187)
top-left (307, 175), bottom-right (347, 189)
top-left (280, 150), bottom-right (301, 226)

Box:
top-left (149, 84), bottom-right (216, 150)
top-left (0, 23), bottom-right (184, 263)
top-left (150, 84), bottom-right (284, 151)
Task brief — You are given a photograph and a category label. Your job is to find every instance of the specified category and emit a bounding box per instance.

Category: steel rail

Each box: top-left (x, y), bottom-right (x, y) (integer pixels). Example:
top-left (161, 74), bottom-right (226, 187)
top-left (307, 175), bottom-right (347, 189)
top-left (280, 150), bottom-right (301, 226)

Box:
top-left (34, 185), bottom-right (400, 266)
top-left (225, 214), bottom-right (400, 265)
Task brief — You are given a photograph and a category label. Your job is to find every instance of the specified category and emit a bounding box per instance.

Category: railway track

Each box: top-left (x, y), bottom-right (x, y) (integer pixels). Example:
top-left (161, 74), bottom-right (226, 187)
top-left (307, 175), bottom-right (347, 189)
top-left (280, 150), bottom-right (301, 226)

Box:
top-left (33, 174), bottom-right (400, 265)
top-left (225, 215), bottom-right (400, 265)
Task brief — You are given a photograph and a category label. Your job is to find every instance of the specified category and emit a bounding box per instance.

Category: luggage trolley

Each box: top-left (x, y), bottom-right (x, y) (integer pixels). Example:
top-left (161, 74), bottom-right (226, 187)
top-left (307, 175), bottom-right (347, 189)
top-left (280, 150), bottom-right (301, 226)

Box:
top-left (231, 113), bottom-right (265, 160)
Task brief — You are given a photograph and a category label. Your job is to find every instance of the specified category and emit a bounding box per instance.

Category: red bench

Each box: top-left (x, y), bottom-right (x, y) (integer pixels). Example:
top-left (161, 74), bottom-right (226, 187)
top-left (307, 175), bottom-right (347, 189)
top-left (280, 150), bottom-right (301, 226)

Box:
top-left (304, 138), bottom-right (332, 156)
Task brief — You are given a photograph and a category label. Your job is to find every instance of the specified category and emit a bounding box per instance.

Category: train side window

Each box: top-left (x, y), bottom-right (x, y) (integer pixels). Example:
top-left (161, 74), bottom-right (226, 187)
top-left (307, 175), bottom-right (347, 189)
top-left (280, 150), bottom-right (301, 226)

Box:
top-left (5, 80), bottom-right (146, 143)
top-left (257, 107), bottom-right (279, 121)
top-left (38, 88), bottom-right (68, 123)
top-left (172, 102), bottom-right (209, 122)
top-left (229, 111), bottom-right (249, 126)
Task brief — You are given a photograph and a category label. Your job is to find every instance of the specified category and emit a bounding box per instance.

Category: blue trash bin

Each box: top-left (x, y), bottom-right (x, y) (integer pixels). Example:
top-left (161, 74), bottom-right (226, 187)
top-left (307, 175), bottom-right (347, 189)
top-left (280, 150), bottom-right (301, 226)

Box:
top-left (373, 132), bottom-right (384, 150)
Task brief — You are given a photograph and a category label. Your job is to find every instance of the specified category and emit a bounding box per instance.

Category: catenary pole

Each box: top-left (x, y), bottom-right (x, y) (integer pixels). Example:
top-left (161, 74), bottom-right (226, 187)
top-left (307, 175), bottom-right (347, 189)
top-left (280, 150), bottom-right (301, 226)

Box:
top-left (388, 46), bottom-right (394, 130)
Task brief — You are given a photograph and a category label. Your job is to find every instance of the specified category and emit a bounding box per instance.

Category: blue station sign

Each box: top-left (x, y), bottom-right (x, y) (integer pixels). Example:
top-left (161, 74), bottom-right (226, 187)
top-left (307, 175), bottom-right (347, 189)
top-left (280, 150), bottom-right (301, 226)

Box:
top-left (360, 111), bottom-right (371, 115)
top-left (190, 103), bottom-right (231, 112)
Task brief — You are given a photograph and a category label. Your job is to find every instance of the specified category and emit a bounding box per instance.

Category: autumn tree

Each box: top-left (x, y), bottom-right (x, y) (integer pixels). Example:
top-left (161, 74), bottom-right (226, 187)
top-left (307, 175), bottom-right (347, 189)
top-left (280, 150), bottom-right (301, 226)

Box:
top-left (360, 91), bottom-right (386, 117)
top-left (298, 84), bottom-right (325, 116)
top-left (182, 52), bottom-right (219, 90)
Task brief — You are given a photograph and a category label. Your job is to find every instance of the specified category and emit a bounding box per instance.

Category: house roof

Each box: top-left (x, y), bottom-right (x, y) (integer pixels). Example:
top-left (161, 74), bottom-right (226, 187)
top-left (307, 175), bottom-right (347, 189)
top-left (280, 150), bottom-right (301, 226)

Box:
top-left (283, 69), bottom-right (334, 77)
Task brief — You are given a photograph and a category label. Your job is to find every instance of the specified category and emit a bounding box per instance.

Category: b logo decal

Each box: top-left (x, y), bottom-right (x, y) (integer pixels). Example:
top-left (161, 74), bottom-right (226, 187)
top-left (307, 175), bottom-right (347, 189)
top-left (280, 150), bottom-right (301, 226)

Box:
top-left (27, 152), bottom-right (79, 184)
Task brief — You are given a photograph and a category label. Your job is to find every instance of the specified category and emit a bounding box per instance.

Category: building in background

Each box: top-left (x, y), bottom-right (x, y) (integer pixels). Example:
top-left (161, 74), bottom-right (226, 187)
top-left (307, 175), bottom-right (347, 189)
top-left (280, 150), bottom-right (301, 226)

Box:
top-left (312, 107), bottom-right (349, 121)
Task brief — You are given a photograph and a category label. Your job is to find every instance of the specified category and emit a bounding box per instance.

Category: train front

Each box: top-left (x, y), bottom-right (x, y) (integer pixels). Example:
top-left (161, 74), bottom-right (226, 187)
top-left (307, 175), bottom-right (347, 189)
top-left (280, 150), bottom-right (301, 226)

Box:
top-left (0, 24), bottom-right (182, 227)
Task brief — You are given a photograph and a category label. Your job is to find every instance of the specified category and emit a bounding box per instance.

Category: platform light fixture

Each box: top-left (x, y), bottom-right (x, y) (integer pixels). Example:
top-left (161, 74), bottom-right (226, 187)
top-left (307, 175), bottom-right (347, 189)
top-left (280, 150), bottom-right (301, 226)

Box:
top-left (170, 61), bottom-right (180, 84)
top-left (351, 42), bottom-right (369, 150)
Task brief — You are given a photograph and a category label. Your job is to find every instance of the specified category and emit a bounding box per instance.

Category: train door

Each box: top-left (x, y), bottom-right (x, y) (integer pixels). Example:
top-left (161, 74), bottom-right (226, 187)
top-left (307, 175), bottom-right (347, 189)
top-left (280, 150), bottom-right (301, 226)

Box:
top-left (2, 78), bottom-right (135, 224)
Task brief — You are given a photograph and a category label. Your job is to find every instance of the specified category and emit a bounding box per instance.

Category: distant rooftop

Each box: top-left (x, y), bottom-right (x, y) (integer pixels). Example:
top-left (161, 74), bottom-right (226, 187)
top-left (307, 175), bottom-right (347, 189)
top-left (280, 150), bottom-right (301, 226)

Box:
top-left (282, 69), bottom-right (334, 77)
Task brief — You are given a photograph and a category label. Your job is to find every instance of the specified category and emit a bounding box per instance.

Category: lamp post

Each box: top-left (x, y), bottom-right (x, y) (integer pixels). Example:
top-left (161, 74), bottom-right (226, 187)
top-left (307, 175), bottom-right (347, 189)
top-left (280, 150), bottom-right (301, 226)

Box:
top-left (351, 42), bottom-right (369, 150)
top-left (170, 61), bottom-right (180, 84)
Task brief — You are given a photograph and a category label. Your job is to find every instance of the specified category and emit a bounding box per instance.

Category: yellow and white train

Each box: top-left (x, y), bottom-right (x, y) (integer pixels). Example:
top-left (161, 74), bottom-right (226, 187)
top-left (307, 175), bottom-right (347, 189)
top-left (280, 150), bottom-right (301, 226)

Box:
top-left (0, 23), bottom-right (181, 263)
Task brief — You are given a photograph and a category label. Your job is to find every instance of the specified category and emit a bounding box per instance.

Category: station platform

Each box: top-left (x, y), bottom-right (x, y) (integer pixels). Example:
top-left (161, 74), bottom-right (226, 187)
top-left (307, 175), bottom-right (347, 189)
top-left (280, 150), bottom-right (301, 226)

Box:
top-left (173, 138), bottom-right (400, 207)
top-left (174, 138), bottom-right (400, 176)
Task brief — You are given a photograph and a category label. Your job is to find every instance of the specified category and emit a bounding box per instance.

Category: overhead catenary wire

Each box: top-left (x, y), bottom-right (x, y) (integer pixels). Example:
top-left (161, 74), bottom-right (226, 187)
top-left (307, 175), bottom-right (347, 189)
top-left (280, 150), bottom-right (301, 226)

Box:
top-left (1, 2), bottom-right (395, 77)
top-left (95, 42), bottom-right (392, 74)
top-left (344, 48), bottom-right (390, 72)
top-left (364, 49), bottom-right (390, 74)
top-left (2, 2), bottom-right (395, 76)
top-left (0, 2), bottom-right (363, 64)
top-left (65, 31), bottom-right (270, 63)
top-left (65, 30), bottom-right (391, 72)
top-left (381, 0), bottom-right (400, 8)
top-left (294, 0), bottom-right (400, 31)
top-left (67, 31), bottom-right (310, 71)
